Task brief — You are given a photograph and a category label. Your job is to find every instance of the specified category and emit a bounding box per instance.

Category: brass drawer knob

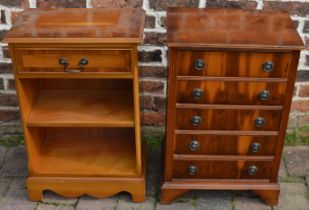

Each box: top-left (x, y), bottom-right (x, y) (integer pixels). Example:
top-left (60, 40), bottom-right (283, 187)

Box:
top-left (187, 165), bottom-right (198, 175)
top-left (259, 90), bottom-right (270, 101)
top-left (247, 165), bottom-right (258, 175)
top-left (191, 116), bottom-right (201, 126)
top-left (59, 57), bottom-right (69, 67)
top-left (250, 142), bottom-right (261, 153)
top-left (79, 58), bottom-right (89, 70)
top-left (192, 88), bottom-right (203, 99)
top-left (194, 59), bottom-right (205, 71)
top-left (262, 61), bottom-right (274, 72)
top-left (188, 140), bottom-right (200, 151)
top-left (255, 117), bottom-right (265, 128)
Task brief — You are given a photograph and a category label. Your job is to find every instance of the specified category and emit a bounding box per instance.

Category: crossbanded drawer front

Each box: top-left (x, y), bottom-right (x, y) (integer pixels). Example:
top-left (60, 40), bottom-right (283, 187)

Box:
top-left (176, 50), bottom-right (291, 78)
top-left (15, 48), bottom-right (131, 73)
top-left (176, 109), bottom-right (281, 131)
top-left (175, 134), bottom-right (277, 156)
top-left (177, 80), bottom-right (287, 105)
top-left (173, 160), bottom-right (273, 179)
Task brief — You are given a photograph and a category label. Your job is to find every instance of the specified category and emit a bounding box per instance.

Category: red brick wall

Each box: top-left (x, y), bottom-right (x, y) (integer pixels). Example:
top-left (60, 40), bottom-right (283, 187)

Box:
top-left (0, 0), bottom-right (308, 137)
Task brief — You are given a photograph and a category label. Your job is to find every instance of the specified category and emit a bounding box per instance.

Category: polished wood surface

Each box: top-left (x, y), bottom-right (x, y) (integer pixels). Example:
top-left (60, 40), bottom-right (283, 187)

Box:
top-left (6, 8), bottom-right (145, 202)
top-left (176, 51), bottom-right (292, 78)
top-left (167, 8), bottom-right (303, 49)
top-left (176, 108), bottom-right (281, 131)
top-left (162, 8), bottom-right (303, 206)
top-left (15, 48), bottom-right (131, 73)
top-left (175, 135), bottom-right (277, 156)
top-left (173, 160), bottom-right (273, 179)
top-left (4, 8), bottom-right (145, 43)
top-left (27, 90), bottom-right (134, 127)
top-left (177, 81), bottom-right (287, 105)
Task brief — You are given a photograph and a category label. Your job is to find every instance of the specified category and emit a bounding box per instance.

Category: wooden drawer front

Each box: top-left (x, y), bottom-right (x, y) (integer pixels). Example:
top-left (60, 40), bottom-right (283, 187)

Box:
top-left (175, 135), bottom-right (277, 156)
top-left (176, 51), bottom-right (291, 78)
top-left (177, 80), bottom-right (286, 105)
top-left (173, 160), bottom-right (273, 179)
top-left (176, 109), bottom-right (281, 131)
top-left (15, 49), bottom-right (131, 73)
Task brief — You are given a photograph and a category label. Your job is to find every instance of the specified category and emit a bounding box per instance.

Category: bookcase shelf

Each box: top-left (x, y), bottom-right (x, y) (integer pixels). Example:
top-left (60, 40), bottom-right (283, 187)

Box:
top-left (27, 89), bottom-right (134, 127)
top-left (30, 127), bottom-right (137, 177)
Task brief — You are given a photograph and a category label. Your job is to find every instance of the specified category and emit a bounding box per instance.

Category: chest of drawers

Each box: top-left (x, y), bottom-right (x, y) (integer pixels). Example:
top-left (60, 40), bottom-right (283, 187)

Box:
top-left (161, 8), bottom-right (304, 205)
top-left (4, 8), bottom-right (146, 202)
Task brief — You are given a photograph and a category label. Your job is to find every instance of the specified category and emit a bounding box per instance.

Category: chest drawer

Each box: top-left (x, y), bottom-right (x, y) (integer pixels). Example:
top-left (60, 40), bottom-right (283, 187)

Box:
top-left (177, 80), bottom-right (286, 105)
top-left (173, 160), bottom-right (273, 179)
top-left (15, 48), bottom-right (131, 73)
top-left (176, 51), bottom-right (291, 78)
top-left (176, 109), bottom-right (281, 131)
top-left (175, 135), bottom-right (276, 156)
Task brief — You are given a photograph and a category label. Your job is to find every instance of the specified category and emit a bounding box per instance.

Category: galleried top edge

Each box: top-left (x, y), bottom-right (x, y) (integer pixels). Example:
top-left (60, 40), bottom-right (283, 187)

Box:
top-left (4, 8), bottom-right (145, 44)
top-left (167, 8), bottom-right (304, 50)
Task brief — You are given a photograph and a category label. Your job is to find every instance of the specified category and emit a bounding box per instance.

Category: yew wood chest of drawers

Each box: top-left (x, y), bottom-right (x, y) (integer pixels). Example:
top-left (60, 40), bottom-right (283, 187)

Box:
top-left (161, 8), bottom-right (304, 205)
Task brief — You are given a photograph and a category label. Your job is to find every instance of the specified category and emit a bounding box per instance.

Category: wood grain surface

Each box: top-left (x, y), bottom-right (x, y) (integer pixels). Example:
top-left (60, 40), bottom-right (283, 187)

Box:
top-left (176, 50), bottom-right (292, 78)
top-left (4, 8), bottom-right (145, 43)
top-left (176, 80), bottom-right (287, 105)
top-left (167, 8), bottom-right (303, 49)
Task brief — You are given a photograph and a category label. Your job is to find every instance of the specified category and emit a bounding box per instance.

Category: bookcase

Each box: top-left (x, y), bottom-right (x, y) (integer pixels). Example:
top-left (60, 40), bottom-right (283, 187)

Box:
top-left (4, 8), bottom-right (146, 202)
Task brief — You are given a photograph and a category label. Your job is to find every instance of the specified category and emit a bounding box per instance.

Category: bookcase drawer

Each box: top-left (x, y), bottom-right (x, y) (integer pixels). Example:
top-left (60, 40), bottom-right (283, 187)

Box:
top-left (15, 48), bottom-right (131, 73)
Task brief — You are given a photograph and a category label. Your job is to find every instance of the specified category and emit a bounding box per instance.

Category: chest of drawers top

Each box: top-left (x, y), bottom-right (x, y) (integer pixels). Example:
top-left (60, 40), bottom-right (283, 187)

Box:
top-left (167, 8), bottom-right (303, 50)
top-left (4, 8), bottom-right (145, 44)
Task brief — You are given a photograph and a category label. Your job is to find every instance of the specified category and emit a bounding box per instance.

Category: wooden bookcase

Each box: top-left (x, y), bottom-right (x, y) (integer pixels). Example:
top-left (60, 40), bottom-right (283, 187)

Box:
top-left (4, 8), bottom-right (146, 202)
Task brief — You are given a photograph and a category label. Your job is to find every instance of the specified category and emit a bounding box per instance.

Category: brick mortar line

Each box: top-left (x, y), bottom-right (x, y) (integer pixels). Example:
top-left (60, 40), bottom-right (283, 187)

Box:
top-left (0, 106), bottom-right (19, 110)
top-left (296, 82), bottom-right (309, 86)
top-left (199, 0), bottom-right (207, 8)
top-left (138, 62), bottom-right (165, 67)
top-left (256, 0), bottom-right (264, 9)
top-left (141, 93), bottom-right (166, 97)
top-left (290, 111), bottom-right (309, 116)
top-left (293, 96), bottom-right (309, 101)
top-left (144, 28), bottom-right (166, 33)
top-left (0, 91), bottom-right (17, 95)
top-left (0, 74), bottom-right (14, 79)
top-left (264, 0), bottom-right (309, 2)
top-left (29, 0), bottom-right (36, 8)
top-left (0, 59), bottom-right (12, 64)
top-left (86, 0), bottom-right (93, 8)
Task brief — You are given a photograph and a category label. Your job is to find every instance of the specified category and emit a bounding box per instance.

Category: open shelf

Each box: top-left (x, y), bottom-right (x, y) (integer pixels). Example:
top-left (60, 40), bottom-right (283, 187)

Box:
top-left (26, 89), bottom-right (134, 127)
top-left (31, 128), bottom-right (137, 177)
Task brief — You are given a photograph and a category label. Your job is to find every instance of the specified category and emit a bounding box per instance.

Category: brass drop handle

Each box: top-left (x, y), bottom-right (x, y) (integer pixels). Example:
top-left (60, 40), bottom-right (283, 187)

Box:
top-left (187, 165), bottom-right (198, 175)
top-left (188, 140), bottom-right (200, 151)
top-left (194, 59), bottom-right (205, 71)
top-left (250, 142), bottom-right (261, 153)
top-left (259, 90), bottom-right (270, 101)
top-left (255, 117), bottom-right (265, 128)
top-left (59, 57), bottom-right (89, 73)
top-left (247, 165), bottom-right (258, 175)
top-left (262, 61), bottom-right (274, 72)
top-left (191, 115), bottom-right (201, 126)
top-left (192, 88), bottom-right (203, 100)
